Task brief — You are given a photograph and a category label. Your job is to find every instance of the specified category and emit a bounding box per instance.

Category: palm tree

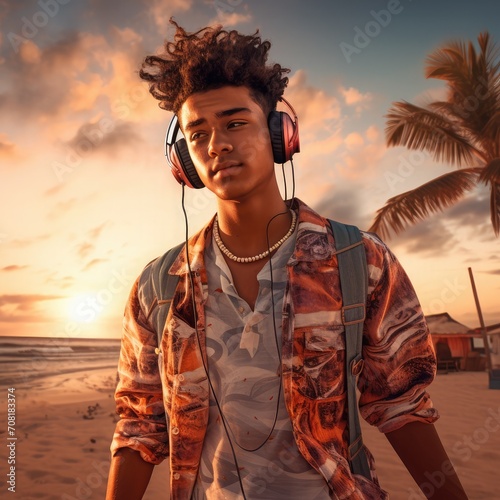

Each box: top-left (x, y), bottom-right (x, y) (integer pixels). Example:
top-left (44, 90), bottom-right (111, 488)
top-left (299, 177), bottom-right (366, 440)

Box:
top-left (370, 32), bottom-right (500, 239)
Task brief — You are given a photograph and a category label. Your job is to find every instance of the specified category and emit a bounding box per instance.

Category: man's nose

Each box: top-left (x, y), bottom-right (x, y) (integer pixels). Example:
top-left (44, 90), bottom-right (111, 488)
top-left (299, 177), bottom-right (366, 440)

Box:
top-left (208, 130), bottom-right (233, 157)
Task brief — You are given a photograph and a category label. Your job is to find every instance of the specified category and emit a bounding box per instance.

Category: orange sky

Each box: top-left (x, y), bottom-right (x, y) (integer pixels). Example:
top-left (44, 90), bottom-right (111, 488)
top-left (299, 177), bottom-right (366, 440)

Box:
top-left (1, 0), bottom-right (499, 338)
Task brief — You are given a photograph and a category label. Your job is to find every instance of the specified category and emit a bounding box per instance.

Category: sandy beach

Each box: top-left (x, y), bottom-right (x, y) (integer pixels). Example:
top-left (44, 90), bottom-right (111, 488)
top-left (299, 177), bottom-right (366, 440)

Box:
top-left (1, 341), bottom-right (499, 499)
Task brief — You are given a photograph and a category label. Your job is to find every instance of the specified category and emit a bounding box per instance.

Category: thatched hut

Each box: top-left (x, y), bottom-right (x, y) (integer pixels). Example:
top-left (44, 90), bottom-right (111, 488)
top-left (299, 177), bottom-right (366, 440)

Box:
top-left (425, 313), bottom-right (483, 371)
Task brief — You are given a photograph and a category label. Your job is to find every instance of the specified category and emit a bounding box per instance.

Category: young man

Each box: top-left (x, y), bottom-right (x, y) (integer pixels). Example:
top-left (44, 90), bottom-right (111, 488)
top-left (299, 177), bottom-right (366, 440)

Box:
top-left (106, 21), bottom-right (467, 499)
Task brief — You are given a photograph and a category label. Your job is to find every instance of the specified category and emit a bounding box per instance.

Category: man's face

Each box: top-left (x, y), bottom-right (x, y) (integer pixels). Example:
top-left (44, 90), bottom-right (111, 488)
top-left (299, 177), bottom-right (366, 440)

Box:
top-left (179, 85), bottom-right (276, 202)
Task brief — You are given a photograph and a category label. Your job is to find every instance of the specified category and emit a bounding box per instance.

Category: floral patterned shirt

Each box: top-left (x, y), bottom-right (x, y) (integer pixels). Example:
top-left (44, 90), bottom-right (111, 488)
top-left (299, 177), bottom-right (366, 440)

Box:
top-left (111, 199), bottom-right (439, 499)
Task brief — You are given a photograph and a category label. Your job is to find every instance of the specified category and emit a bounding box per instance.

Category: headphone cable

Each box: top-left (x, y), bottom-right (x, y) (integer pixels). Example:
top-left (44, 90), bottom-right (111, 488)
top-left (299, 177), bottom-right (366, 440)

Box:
top-left (181, 184), bottom-right (248, 499)
top-left (180, 158), bottom-right (297, 497)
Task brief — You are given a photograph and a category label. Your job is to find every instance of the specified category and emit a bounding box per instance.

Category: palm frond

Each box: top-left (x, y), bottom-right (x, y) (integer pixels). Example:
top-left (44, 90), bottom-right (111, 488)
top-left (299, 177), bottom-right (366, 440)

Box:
top-left (426, 42), bottom-right (469, 82)
top-left (426, 32), bottom-right (500, 141)
top-left (490, 181), bottom-right (500, 235)
top-left (428, 100), bottom-right (464, 119)
top-left (385, 101), bottom-right (485, 165)
top-left (479, 158), bottom-right (500, 184)
top-left (483, 112), bottom-right (500, 156)
top-left (381, 32), bottom-right (500, 238)
top-left (369, 168), bottom-right (480, 239)
top-left (477, 32), bottom-right (500, 75)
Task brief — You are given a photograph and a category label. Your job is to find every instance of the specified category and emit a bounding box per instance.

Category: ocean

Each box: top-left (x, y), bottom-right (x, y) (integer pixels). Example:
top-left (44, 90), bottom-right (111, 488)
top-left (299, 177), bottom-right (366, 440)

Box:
top-left (0, 336), bottom-right (121, 387)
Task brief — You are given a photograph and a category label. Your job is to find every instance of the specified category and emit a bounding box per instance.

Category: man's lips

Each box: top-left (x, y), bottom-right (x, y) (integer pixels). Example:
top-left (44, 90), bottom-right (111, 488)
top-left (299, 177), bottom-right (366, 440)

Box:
top-left (213, 161), bottom-right (242, 175)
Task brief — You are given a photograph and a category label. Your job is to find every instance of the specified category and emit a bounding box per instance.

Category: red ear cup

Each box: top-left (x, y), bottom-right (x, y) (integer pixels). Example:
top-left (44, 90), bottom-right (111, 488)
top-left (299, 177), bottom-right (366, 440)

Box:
top-left (165, 116), bottom-right (205, 189)
top-left (173, 139), bottom-right (205, 189)
top-left (267, 98), bottom-right (300, 164)
top-left (281, 111), bottom-right (300, 161)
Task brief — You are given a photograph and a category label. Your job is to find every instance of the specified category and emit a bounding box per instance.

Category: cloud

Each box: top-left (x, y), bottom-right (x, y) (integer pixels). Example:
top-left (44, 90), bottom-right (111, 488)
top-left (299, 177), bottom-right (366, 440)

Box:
top-left (87, 222), bottom-right (108, 240)
top-left (344, 132), bottom-right (364, 151)
top-left (443, 191), bottom-right (491, 226)
top-left (286, 70), bottom-right (341, 137)
top-left (1, 27), bottom-right (155, 139)
top-left (335, 126), bottom-right (386, 181)
top-left (464, 257), bottom-right (482, 263)
top-left (44, 273), bottom-right (76, 290)
top-left (279, 70), bottom-right (387, 212)
top-left (148, 0), bottom-right (193, 33)
top-left (285, 72), bottom-right (385, 182)
top-left (208, 3), bottom-right (253, 27)
top-left (0, 294), bottom-right (64, 322)
top-left (0, 133), bottom-right (18, 158)
top-left (19, 39), bottom-right (41, 63)
top-left (11, 234), bottom-right (50, 248)
top-left (82, 258), bottom-right (108, 271)
top-left (0, 33), bottom-right (88, 120)
top-left (44, 183), bottom-right (65, 197)
top-left (339, 86), bottom-right (372, 112)
top-left (313, 189), bottom-right (372, 229)
top-left (48, 198), bottom-right (80, 219)
top-left (389, 218), bottom-right (459, 256)
top-left (370, 176), bottom-right (497, 248)
top-left (482, 269), bottom-right (500, 275)
top-left (437, 188), bottom-right (498, 241)
top-left (0, 265), bottom-right (29, 272)
top-left (68, 73), bottom-right (105, 113)
top-left (65, 121), bottom-right (143, 157)
top-left (76, 242), bottom-right (95, 259)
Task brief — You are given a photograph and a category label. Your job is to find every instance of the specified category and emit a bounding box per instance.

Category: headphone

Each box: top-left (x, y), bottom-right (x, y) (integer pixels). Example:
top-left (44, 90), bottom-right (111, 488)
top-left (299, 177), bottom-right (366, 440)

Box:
top-left (164, 97), bottom-right (300, 189)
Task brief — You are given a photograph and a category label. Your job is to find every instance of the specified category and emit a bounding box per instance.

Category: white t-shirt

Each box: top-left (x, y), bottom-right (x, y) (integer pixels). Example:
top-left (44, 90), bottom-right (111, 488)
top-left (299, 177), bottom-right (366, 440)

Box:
top-left (192, 227), bottom-right (331, 499)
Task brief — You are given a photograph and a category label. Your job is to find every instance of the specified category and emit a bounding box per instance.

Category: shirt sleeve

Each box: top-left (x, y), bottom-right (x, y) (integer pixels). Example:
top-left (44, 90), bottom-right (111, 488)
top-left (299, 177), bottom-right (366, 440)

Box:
top-left (357, 233), bottom-right (439, 434)
top-left (110, 277), bottom-right (169, 464)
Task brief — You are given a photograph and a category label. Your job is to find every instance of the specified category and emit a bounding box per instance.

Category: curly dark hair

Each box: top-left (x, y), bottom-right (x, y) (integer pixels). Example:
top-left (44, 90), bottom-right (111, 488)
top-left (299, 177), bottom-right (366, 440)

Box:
top-left (139, 19), bottom-right (290, 116)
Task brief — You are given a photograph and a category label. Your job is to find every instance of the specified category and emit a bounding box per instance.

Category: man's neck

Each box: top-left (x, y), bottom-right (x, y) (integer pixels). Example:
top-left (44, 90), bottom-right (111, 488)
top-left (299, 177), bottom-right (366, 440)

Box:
top-left (215, 191), bottom-right (292, 259)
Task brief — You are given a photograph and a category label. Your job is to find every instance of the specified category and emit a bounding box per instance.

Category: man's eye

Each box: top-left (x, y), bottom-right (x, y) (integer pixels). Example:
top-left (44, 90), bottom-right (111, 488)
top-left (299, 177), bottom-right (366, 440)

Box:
top-left (228, 121), bottom-right (246, 129)
top-left (190, 132), bottom-right (204, 141)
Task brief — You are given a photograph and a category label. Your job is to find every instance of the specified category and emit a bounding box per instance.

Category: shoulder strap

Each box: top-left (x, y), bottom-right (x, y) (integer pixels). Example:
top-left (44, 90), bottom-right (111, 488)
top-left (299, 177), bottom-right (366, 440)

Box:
top-left (150, 242), bottom-right (184, 347)
top-left (328, 219), bottom-right (371, 480)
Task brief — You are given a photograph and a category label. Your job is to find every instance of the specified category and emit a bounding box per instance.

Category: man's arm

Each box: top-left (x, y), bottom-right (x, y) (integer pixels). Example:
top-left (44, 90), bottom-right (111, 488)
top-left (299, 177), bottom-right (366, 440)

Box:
top-left (106, 448), bottom-right (155, 500)
top-left (108, 275), bottom-right (170, 497)
top-left (385, 421), bottom-right (468, 499)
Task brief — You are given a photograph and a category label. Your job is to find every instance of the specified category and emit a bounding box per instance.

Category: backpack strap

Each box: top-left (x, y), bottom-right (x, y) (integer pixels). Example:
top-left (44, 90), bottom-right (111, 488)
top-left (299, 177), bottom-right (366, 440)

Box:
top-left (328, 219), bottom-right (371, 480)
top-left (150, 242), bottom-right (184, 348)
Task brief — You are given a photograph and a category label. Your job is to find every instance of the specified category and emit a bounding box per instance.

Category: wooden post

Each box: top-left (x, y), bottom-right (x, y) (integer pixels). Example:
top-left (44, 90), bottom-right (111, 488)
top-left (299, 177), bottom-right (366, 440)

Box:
top-left (468, 267), bottom-right (492, 373)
